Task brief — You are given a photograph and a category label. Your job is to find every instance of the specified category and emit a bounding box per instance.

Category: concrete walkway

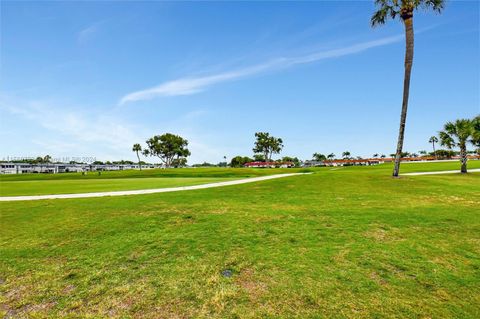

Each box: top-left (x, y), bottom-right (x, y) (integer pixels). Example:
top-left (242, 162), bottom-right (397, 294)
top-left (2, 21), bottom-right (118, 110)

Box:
top-left (0, 173), bottom-right (311, 202)
top-left (402, 168), bottom-right (480, 176)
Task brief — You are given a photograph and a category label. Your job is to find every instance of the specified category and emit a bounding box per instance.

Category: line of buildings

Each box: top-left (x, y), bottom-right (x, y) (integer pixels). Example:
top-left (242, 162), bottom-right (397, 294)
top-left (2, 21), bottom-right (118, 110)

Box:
top-left (2, 155), bottom-right (479, 174)
top-left (0, 163), bottom-right (159, 175)
top-left (302, 155), bottom-right (480, 167)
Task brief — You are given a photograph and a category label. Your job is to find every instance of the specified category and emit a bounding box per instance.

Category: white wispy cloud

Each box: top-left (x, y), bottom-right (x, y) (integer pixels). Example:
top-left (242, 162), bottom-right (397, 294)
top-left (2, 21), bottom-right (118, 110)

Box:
top-left (77, 21), bottom-right (105, 44)
top-left (0, 95), bottom-right (223, 163)
top-left (119, 34), bottom-right (403, 105)
top-left (0, 97), bottom-right (142, 159)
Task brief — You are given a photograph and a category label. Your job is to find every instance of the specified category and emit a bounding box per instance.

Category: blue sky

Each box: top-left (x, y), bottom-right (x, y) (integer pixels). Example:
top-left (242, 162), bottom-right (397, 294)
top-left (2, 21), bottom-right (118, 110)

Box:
top-left (1, 1), bottom-right (479, 164)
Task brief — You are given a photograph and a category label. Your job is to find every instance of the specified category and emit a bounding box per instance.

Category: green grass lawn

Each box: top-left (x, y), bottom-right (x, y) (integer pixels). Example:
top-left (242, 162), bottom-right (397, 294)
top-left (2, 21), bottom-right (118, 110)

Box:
top-left (0, 167), bottom-right (313, 182)
top-left (1, 162), bottom-right (479, 318)
top-left (1, 161), bottom-right (478, 197)
top-left (0, 177), bottom-right (240, 196)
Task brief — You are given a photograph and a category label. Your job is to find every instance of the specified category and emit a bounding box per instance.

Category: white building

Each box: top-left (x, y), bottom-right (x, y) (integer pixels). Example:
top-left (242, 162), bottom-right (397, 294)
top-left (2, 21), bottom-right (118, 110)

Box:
top-left (0, 163), bottom-right (159, 174)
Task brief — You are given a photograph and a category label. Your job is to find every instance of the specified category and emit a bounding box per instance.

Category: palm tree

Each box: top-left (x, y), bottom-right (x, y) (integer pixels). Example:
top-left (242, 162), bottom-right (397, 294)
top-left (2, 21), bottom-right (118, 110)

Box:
top-left (342, 151), bottom-right (351, 159)
top-left (429, 136), bottom-right (438, 159)
top-left (371, 0), bottom-right (445, 177)
top-left (327, 153), bottom-right (335, 160)
top-left (471, 115), bottom-right (480, 150)
top-left (373, 153), bottom-right (379, 158)
top-left (439, 118), bottom-right (475, 173)
top-left (132, 143), bottom-right (142, 170)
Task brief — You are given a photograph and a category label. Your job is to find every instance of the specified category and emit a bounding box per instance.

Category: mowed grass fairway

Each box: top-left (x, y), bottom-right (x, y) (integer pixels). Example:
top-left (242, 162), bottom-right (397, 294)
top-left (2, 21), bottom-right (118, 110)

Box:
top-left (1, 162), bottom-right (479, 318)
top-left (0, 168), bottom-right (308, 196)
top-left (0, 177), bottom-right (240, 197)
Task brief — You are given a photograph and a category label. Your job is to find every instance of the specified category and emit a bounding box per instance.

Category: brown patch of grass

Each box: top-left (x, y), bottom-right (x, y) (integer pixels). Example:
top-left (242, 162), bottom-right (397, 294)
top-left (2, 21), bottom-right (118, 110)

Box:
top-left (61, 284), bottom-right (76, 295)
top-left (364, 226), bottom-right (405, 243)
top-left (235, 268), bottom-right (267, 301)
top-left (332, 248), bottom-right (350, 263)
top-left (369, 271), bottom-right (388, 286)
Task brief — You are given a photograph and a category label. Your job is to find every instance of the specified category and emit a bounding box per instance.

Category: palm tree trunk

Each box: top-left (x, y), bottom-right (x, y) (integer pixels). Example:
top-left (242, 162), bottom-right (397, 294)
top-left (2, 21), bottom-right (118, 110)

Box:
top-left (393, 16), bottom-right (414, 177)
top-left (136, 152), bottom-right (141, 171)
top-left (432, 141), bottom-right (437, 160)
top-left (460, 143), bottom-right (467, 173)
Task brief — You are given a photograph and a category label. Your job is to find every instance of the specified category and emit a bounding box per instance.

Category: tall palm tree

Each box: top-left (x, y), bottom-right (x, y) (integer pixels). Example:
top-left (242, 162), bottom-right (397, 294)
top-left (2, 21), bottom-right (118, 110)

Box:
top-left (132, 143), bottom-right (142, 170)
top-left (342, 151), bottom-right (351, 159)
top-left (371, 0), bottom-right (445, 177)
top-left (439, 118), bottom-right (475, 173)
top-left (429, 136), bottom-right (438, 159)
top-left (327, 153), bottom-right (336, 160)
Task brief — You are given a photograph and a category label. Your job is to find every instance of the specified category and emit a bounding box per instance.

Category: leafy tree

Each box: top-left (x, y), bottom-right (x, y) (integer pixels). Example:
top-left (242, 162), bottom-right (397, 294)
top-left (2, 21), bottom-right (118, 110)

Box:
top-left (143, 133), bottom-right (191, 168)
top-left (230, 156), bottom-right (254, 168)
top-left (253, 154), bottom-right (265, 162)
top-left (313, 153), bottom-right (326, 161)
top-left (431, 149), bottom-right (455, 159)
top-left (253, 132), bottom-right (284, 162)
top-left (112, 160), bottom-right (134, 165)
top-left (43, 155), bottom-right (52, 163)
top-left (192, 162), bottom-right (215, 167)
top-left (439, 118), bottom-right (476, 173)
top-left (132, 143), bottom-right (143, 170)
top-left (327, 153), bottom-right (336, 160)
top-left (372, 0), bottom-right (445, 177)
top-left (281, 156), bottom-right (301, 167)
top-left (342, 151), bottom-right (351, 159)
top-left (429, 136), bottom-right (439, 160)
top-left (229, 156), bottom-right (242, 167)
top-left (171, 157), bottom-right (187, 168)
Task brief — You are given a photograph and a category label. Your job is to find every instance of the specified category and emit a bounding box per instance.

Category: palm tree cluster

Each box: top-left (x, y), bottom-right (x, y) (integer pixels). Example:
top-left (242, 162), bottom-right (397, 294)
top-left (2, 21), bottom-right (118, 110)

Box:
top-left (312, 153), bottom-right (337, 161)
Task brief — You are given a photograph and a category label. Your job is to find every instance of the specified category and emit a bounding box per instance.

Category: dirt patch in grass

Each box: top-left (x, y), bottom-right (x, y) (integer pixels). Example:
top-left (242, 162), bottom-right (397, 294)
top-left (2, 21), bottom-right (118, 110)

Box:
top-left (2, 301), bottom-right (57, 319)
top-left (235, 268), bottom-right (268, 301)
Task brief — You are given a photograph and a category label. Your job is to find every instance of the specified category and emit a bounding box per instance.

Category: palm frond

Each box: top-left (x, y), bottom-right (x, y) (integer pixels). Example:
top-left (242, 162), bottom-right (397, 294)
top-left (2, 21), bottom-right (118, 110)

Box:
top-left (439, 131), bottom-right (455, 149)
top-left (421, 0), bottom-right (445, 13)
top-left (471, 115), bottom-right (480, 147)
top-left (371, 0), bottom-right (400, 26)
top-left (443, 121), bottom-right (457, 135)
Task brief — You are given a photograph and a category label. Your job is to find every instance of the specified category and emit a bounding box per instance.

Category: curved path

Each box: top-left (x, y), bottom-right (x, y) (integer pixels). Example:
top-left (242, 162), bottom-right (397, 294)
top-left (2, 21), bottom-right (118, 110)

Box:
top-left (0, 173), bottom-right (311, 202)
top-left (402, 168), bottom-right (480, 176)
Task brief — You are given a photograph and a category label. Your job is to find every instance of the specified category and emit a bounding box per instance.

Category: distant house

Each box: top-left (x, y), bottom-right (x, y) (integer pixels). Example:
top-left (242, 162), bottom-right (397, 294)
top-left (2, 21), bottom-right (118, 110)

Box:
top-left (302, 159), bottom-right (384, 167)
top-left (244, 161), bottom-right (295, 168)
